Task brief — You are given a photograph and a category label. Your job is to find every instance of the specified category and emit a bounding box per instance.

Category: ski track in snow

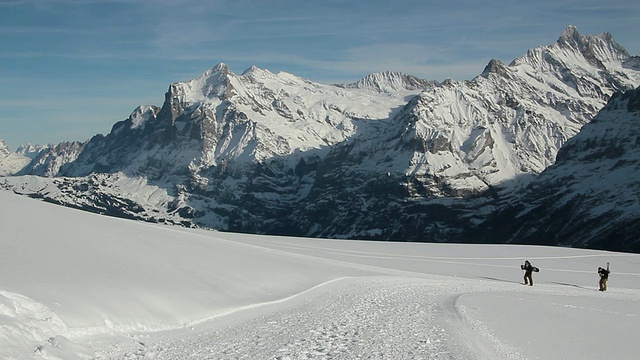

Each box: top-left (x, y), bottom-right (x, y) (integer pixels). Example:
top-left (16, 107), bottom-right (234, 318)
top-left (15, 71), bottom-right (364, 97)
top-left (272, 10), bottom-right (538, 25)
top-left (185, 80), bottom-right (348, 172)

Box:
top-left (3, 190), bottom-right (640, 359)
top-left (84, 235), bottom-right (640, 360)
top-left (95, 277), bottom-right (477, 360)
top-left (261, 240), bottom-right (640, 276)
top-left (90, 273), bottom-right (640, 360)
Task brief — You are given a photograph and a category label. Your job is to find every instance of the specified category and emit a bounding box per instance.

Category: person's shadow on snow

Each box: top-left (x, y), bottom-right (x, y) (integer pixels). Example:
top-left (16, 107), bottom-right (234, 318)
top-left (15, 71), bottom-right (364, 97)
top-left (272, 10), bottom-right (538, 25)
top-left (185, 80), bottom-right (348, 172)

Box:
top-left (547, 281), bottom-right (593, 290)
top-left (477, 276), bottom-right (523, 285)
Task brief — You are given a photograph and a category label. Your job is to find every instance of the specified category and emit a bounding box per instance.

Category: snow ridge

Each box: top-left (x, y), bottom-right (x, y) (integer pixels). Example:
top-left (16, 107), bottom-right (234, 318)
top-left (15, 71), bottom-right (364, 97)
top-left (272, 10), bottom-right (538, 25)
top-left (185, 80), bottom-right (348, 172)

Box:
top-left (338, 71), bottom-right (437, 93)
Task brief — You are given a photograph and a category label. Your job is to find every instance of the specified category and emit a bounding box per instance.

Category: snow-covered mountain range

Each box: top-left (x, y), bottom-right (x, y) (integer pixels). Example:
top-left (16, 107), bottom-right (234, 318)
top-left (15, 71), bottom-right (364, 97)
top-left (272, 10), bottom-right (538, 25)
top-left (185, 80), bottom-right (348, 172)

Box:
top-left (2, 26), bottom-right (640, 251)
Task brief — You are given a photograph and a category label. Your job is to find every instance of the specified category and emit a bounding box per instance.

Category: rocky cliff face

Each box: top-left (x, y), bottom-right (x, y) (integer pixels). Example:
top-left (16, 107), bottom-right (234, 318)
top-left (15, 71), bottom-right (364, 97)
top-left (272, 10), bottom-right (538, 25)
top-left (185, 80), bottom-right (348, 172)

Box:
top-left (4, 27), bottom-right (640, 251)
top-left (472, 86), bottom-right (640, 252)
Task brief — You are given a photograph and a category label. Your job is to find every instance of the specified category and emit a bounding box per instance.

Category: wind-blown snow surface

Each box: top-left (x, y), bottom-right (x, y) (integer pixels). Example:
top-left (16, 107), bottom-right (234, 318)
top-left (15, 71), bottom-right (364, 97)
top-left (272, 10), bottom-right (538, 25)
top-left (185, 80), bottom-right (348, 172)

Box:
top-left (1, 190), bottom-right (639, 359)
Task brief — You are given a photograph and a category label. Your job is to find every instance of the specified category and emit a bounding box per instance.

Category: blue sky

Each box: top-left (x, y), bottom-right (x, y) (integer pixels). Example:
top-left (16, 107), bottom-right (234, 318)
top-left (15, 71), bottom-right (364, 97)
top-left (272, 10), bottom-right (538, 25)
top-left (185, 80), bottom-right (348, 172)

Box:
top-left (1, 0), bottom-right (639, 150)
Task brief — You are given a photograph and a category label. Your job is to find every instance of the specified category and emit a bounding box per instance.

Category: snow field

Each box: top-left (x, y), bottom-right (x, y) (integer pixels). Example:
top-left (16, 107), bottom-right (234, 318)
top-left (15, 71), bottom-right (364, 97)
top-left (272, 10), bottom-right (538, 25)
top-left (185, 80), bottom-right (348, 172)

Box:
top-left (458, 290), bottom-right (640, 360)
top-left (96, 277), bottom-right (476, 359)
top-left (1, 189), bottom-right (640, 359)
top-left (96, 273), bottom-right (640, 360)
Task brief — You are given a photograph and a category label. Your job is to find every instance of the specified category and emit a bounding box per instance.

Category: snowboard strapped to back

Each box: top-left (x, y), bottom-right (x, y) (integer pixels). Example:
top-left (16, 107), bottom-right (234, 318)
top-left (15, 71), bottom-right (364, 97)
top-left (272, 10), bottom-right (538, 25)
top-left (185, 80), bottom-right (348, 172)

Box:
top-left (521, 263), bottom-right (539, 272)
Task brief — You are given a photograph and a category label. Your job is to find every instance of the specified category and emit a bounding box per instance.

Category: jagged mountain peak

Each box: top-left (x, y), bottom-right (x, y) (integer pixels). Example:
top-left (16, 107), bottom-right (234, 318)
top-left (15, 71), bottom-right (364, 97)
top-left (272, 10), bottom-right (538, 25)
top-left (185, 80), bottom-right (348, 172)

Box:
top-left (557, 26), bottom-right (615, 49)
top-left (392, 26), bottom-right (640, 192)
top-left (242, 65), bottom-right (260, 74)
top-left (0, 139), bottom-right (33, 176)
top-left (203, 62), bottom-right (231, 77)
top-left (0, 139), bottom-right (9, 156)
top-left (339, 71), bottom-right (435, 93)
top-left (168, 63), bottom-right (236, 104)
top-left (15, 143), bottom-right (48, 159)
top-left (169, 63), bottom-right (288, 106)
top-left (556, 25), bottom-right (628, 61)
top-left (512, 26), bottom-right (631, 70)
top-left (480, 59), bottom-right (509, 78)
top-left (498, 26), bottom-right (640, 103)
top-left (125, 105), bottom-right (160, 130)
top-left (240, 65), bottom-right (275, 78)
top-left (557, 25), bottom-right (584, 46)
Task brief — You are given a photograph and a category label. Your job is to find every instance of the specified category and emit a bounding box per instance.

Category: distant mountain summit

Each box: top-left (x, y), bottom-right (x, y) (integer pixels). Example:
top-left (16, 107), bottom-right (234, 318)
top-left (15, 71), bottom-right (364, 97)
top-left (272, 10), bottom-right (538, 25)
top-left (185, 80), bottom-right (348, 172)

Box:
top-left (0, 139), bottom-right (30, 176)
top-left (0, 139), bottom-right (9, 157)
top-left (373, 25), bottom-right (640, 194)
top-left (3, 26), bottom-right (640, 252)
top-left (338, 71), bottom-right (437, 93)
top-left (555, 25), bottom-right (629, 66)
top-left (510, 25), bottom-right (637, 98)
top-left (19, 62), bottom-right (420, 180)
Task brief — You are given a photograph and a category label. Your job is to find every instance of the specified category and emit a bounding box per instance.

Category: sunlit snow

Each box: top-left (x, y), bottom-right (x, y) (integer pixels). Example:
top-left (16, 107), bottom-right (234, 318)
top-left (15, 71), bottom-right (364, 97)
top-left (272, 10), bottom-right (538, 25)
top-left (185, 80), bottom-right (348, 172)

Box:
top-left (1, 190), bottom-right (639, 359)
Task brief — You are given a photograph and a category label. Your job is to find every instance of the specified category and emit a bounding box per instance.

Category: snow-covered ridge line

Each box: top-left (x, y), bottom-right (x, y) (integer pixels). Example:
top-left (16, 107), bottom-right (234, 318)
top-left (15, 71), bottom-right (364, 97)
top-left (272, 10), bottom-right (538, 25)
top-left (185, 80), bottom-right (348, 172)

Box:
top-left (1, 26), bottom-right (640, 251)
top-left (336, 70), bottom-right (437, 93)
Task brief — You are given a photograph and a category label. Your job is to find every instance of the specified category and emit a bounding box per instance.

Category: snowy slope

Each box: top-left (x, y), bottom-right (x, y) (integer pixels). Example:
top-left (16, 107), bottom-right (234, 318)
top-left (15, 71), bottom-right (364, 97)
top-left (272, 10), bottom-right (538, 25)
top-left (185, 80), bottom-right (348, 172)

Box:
top-left (1, 189), bottom-right (639, 359)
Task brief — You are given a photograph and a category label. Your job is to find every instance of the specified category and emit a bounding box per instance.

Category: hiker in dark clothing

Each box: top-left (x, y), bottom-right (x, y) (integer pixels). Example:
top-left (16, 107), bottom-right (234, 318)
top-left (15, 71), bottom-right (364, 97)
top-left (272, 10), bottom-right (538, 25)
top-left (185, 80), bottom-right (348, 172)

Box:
top-left (598, 265), bottom-right (610, 291)
top-left (521, 260), bottom-right (538, 286)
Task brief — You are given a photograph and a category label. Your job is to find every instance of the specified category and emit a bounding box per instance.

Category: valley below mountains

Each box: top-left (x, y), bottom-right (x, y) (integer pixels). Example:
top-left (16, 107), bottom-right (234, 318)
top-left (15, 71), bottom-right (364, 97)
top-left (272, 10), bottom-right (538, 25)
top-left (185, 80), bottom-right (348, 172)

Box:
top-left (2, 26), bottom-right (640, 252)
